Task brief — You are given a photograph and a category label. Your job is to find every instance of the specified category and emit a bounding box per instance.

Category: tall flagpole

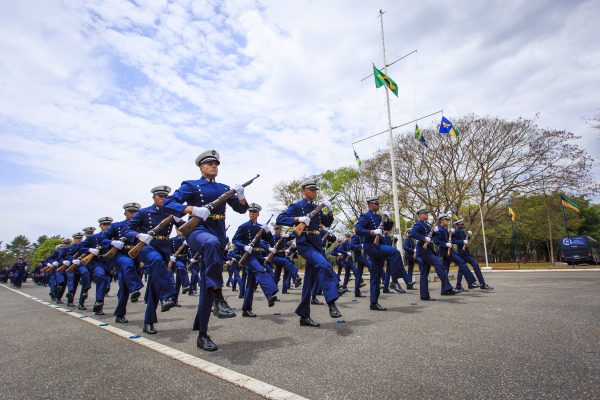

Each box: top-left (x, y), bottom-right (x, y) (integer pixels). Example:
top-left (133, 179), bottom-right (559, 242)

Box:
top-left (378, 10), bottom-right (402, 248)
top-left (479, 203), bottom-right (491, 270)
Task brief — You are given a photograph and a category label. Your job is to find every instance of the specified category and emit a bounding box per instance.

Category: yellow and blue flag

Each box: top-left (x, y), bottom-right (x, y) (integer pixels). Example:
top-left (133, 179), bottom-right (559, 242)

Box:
top-left (439, 116), bottom-right (460, 138)
top-left (414, 124), bottom-right (428, 148)
top-left (354, 150), bottom-right (362, 167)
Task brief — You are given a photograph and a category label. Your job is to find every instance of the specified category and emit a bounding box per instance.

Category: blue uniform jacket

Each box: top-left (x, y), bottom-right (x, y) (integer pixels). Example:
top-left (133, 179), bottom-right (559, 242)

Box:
top-left (409, 220), bottom-right (436, 256)
top-left (80, 233), bottom-right (110, 266)
top-left (453, 227), bottom-right (471, 255)
top-left (163, 177), bottom-right (249, 247)
top-left (99, 220), bottom-right (135, 256)
top-left (433, 225), bottom-right (452, 256)
top-left (349, 234), bottom-right (365, 254)
top-left (330, 244), bottom-right (345, 257)
top-left (355, 210), bottom-right (394, 244)
top-left (403, 236), bottom-right (416, 254)
top-left (276, 198), bottom-right (333, 251)
top-left (232, 220), bottom-right (273, 257)
top-left (123, 205), bottom-right (176, 258)
top-left (170, 236), bottom-right (191, 263)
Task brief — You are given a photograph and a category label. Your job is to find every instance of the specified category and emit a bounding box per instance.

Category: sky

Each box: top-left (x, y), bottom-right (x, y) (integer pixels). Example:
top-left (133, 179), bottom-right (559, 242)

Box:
top-left (1, 0), bottom-right (599, 244)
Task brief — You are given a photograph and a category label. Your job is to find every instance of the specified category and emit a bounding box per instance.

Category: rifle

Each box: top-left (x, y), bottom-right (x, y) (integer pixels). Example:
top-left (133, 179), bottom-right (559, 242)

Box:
top-left (373, 214), bottom-right (389, 246)
top-left (186, 251), bottom-right (200, 271)
top-left (178, 174), bottom-right (260, 237)
top-left (128, 215), bottom-right (174, 259)
top-left (423, 223), bottom-right (435, 249)
top-left (103, 237), bottom-right (127, 261)
top-left (168, 242), bottom-right (188, 270)
top-left (286, 242), bottom-right (297, 260)
top-left (265, 235), bottom-right (285, 265)
top-left (293, 194), bottom-right (338, 236)
top-left (223, 258), bottom-right (237, 269)
top-left (65, 254), bottom-right (86, 274)
top-left (238, 214), bottom-right (273, 267)
top-left (82, 246), bottom-right (102, 265)
top-left (447, 228), bottom-right (453, 256)
top-left (463, 228), bottom-right (471, 251)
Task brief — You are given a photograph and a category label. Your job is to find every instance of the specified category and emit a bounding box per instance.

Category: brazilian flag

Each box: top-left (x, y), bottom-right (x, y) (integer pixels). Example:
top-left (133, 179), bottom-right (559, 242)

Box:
top-left (373, 65), bottom-right (398, 97)
top-left (354, 150), bottom-right (362, 167)
top-left (560, 194), bottom-right (580, 213)
top-left (414, 124), bottom-right (428, 148)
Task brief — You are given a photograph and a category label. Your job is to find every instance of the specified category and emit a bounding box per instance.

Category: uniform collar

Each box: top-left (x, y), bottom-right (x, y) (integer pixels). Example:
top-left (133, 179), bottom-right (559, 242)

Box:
top-left (202, 176), bottom-right (216, 184)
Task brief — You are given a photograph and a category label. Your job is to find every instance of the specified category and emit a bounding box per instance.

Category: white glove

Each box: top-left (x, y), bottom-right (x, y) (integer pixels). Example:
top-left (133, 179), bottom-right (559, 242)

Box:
top-left (463, 240), bottom-right (469, 245)
top-left (183, 240), bottom-right (188, 246)
top-left (322, 199), bottom-right (332, 209)
top-left (46, 263), bottom-right (52, 268)
top-left (52, 261), bottom-right (59, 267)
top-left (373, 228), bottom-right (382, 235)
top-left (170, 256), bottom-right (177, 262)
top-left (138, 233), bottom-right (152, 244)
top-left (190, 258), bottom-right (196, 263)
top-left (173, 216), bottom-right (182, 223)
top-left (282, 233), bottom-right (290, 238)
top-left (111, 240), bottom-right (124, 249)
top-left (446, 242), bottom-right (452, 248)
top-left (433, 226), bottom-right (439, 233)
top-left (468, 230), bottom-right (472, 235)
top-left (233, 184), bottom-right (245, 200)
top-left (244, 245), bottom-right (253, 253)
top-left (261, 224), bottom-right (270, 232)
top-left (63, 261), bottom-right (71, 267)
top-left (88, 248), bottom-right (99, 256)
top-left (425, 237), bottom-right (431, 243)
top-left (298, 216), bottom-right (311, 224)
top-left (284, 249), bottom-right (289, 255)
top-left (450, 228), bottom-right (455, 233)
top-left (347, 252), bottom-right (352, 256)
top-left (192, 206), bottom-right (210, 220)
top-left (73, 260), bottom-right (81, 266)
top-left (383, 211), bottom-right (391, 218)
top-left (269, 247), bottom-right (276, 254)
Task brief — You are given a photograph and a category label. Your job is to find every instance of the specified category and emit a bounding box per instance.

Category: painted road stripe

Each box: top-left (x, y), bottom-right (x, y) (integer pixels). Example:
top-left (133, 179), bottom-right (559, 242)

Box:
top-left (1, 284), bottom-right (308, 400)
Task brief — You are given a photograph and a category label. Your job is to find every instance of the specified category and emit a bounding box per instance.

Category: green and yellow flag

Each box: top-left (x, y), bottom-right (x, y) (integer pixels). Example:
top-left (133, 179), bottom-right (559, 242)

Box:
top-left (508, 202), bottom-right (517, 221)
top-left (354, 150), bottom-right (362, 167)
top-left (560, 194), bottom-right (580, 213)
top-left (373, 65), bottom-right (398, 97)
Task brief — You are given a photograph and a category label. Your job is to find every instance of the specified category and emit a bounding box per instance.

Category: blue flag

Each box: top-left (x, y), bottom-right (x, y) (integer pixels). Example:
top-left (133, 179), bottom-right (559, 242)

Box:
top-left (439, 116), bottom-right (460, 138)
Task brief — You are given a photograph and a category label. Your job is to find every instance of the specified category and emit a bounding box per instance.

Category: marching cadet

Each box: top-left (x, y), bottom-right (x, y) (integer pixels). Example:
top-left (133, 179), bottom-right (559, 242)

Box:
top-left (232, 203), bottom-right (279, 317)
top-left (269, 227), bottom-right (300, 294)
top-left (349, 231), bottom-right (369, 297)
top-left (68, 227), bottom-right (95, 310)
top-left (403, 229), bottom-right (421, 285)
top-left (276, 179), bottom-right (342, 327)
top-left (433, 215), bottom-right (479, 292)
top-left (169, 232), bottom-right (191, 305)
top-left (80, 217), bottom-right (114, 315)
top-left (223, 249), bottom-right (242, 292)
top-left (123, 186), bottom-right (180, 335)
top-left (453, 220), bottom-right (493, 290)
top-left (0, 266), bottom-right (9, 283)
top-left (9, 256), bottom-right (28, 288)
top-left (162, 150), bottom-right (249, 351)
top-left (410, 209), bottom-right (459, 300)
top-left (329, 239), bottom-right (347, 285)
top-left (355, 197), bottom-right (412, 311)
top-left (382, 230), bottom-right (411, 293)
top-left (99, 202), bottom-right (144, 323)
top-left (64, 233), bottom-right (84, 307)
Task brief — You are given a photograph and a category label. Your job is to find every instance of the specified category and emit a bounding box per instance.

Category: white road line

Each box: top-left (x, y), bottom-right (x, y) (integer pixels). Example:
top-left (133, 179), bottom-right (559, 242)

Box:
top-left (1, 284), bottom-right (308, 400)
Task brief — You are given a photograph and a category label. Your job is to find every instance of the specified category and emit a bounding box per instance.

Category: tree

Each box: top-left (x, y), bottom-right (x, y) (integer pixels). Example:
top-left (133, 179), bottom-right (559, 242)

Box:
top-left (32, 238), bottom-right (62, 264)
top-left (269, 177), bottom-right (307, 215)
top-left (5, 235), bottom-right (33, 260)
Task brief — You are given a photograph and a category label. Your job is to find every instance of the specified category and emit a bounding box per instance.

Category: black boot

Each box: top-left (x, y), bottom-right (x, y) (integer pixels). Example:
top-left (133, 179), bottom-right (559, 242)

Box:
top-left (197, 334), bottom-right (218, 351)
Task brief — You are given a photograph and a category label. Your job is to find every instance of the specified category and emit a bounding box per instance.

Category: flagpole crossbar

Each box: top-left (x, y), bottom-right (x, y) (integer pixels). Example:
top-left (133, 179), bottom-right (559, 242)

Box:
top-left (360, 50), bottom-right (418, 82)
top-left (352, 109), bottom-right (444, 145)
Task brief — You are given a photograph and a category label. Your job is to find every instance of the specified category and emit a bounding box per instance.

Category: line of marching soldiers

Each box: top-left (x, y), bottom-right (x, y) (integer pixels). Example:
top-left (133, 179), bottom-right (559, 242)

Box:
top-left (10, 149), bottom-right (491, 352)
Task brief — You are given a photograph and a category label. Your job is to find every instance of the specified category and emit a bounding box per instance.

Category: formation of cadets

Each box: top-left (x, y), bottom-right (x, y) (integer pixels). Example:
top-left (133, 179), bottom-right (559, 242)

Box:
top-left (5, 149), bottom-right (492, 352)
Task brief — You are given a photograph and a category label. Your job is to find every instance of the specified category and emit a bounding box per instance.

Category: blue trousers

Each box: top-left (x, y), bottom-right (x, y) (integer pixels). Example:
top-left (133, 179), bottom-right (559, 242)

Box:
top-left (67, 272), bottom-right (78, 296)
top-left (188, 231), bottom-right (225, 334)
top-left (457, 252), bottom-right (486, 286)
top-left (441, 251), bottom-right (476, 286)
top-left (404, 253), bottom-right (418, 282)
top-left (113, 254), bottom-right (144, 318)
top-left (173, 261), bottom-right (190, 302)
top-left (418, 251), bottom-right (452, 298)
top-left (296, 245), bottom-right (339, 318)
top-left (272, 256), bottom-right (298, 292)
top-left (139, 246), bottom-right (176, 325)
top-left (353, 254), bottom-right (370, 295)
top-left (341, 258), bottom-right (358, 289)
top-left (189, 264), bottom-right (199, 292)
top-left (365, 244), bottom-right (409, 300)
top-left (55, 272), bottom-right (67, 300)
top-left (228, 265), bottom-right (242, 290)
top-left (91, 262), bottom-right (107, 303)
top-left (242, 256), bottom-right (278, 311)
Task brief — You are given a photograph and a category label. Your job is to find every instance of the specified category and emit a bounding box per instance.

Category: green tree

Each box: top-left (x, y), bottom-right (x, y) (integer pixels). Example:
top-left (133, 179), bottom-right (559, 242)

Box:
top-left (32, 238), bottom-right (62, 264)
top-left (5, 235), bottom-right (33, 260)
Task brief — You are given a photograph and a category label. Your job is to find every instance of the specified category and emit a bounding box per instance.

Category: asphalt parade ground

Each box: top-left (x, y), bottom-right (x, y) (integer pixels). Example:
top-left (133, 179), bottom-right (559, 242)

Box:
top-left (2, 270), bottom-right (599, 400)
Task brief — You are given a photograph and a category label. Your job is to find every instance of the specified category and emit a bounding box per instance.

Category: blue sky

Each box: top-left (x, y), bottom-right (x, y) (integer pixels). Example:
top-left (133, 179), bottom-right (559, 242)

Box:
top-left (1, 0), bottom-right (599, 243)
